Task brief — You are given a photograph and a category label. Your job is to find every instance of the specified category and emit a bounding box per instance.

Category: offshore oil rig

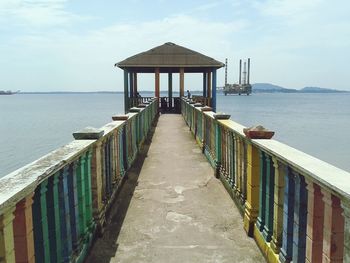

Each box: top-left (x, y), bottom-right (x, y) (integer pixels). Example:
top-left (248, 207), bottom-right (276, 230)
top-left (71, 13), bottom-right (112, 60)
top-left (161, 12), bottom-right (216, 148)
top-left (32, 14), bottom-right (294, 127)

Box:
top-left (223, 58), bottom-right (252, 95)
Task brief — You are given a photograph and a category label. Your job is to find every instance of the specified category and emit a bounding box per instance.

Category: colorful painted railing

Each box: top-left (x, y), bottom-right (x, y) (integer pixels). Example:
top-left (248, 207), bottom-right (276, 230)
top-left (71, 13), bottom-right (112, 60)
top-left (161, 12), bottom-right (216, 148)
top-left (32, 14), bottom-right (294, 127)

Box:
top-left (0, 99), bottom-right (158, 263)
top-left (181, 98), bottom-right (350, 263)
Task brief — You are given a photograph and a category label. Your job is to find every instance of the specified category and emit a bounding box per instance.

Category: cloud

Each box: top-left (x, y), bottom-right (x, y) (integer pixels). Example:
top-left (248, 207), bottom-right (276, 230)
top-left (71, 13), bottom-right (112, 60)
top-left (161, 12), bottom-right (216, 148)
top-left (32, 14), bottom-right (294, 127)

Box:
top-left (4, 14), bottom-right (249, 91)
top-left (0, 0), bottom-right (92, 27)
top-left (255, 0), bottom-right (322, 18)
top-left (1, 0), bottom-right (350, 91)
top-left (196, 2), bottom-right (221, 11)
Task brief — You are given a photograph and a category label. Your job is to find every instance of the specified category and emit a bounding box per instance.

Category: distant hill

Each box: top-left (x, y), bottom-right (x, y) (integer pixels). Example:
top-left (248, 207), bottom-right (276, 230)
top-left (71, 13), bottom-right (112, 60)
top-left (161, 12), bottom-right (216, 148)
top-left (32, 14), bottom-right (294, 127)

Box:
top-left (252, 83), bottom-right (297, 93)
top-left (252, 83), bottom-right (348, 93)
top-left (299, 87), bottom-right (347, 93)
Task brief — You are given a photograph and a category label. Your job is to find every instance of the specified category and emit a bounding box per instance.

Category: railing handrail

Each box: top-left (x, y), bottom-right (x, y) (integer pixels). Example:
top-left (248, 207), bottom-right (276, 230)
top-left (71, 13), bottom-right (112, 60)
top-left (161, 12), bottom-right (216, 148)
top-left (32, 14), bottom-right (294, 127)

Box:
top-left (0, 104), bottom-right (150, 214)
top-left (191, 99), bottom-right (350, 200)
top-left (181, 97), bottom-right (350, 262)
top-left (0, 140), bottom-right (95, 213)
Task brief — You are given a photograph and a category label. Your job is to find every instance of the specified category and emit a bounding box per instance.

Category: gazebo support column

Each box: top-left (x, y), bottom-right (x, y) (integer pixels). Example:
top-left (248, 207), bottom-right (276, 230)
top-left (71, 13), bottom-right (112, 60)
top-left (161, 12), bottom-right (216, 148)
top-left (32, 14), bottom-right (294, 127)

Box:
top-left (123, 70), bottom-right (129, 113)
top-left (168, 73), bottom-right (173, 109)
top-left (155, 68), bottom-right (160, 98)
top-left (212, 69), bottom-right (217, 112)
top-left (129, 72), bottom-right (134, 107)
top-left (207, 71), bottom-right (212, 107)
top-left (203, 72), bottom-right (207, 98)
top-left (133, 73), bottom-right (138, 97)
top-left (179, 67), bottom-right (184, 97)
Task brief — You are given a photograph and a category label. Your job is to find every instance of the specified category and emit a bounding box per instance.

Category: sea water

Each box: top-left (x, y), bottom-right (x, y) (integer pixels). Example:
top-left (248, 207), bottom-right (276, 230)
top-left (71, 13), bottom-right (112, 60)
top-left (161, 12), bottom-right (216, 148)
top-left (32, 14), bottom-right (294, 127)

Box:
top-left (0, 92), bottom-right (349, 177)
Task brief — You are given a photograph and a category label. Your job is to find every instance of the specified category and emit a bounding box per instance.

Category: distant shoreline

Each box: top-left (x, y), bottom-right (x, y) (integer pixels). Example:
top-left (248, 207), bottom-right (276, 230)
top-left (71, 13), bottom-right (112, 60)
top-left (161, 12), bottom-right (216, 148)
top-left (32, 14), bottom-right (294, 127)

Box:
top-left (18, 90), bottom-right (349, 95)
top-left (14, 83), bottom-right (350, 95)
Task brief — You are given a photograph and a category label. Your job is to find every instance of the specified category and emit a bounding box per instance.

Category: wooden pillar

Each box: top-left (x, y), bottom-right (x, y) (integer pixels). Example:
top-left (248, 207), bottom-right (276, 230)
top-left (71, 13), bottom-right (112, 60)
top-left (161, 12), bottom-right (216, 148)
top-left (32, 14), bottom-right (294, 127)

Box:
top-left (305, 180), bottom-right (324, 263)
top-left (207, 71), bottom-right (211, 106)
top-left (129, 72), bottom-right (134, 107)
top-left (321, 190), bottom-right (344, 263)
top-left (203, 72), bottom-right (207, 98)
top-left (129, 72), bottom-right (134, 99)
top-left (133, 73), bottom-right (138, 95)
top-left (0, 207), bottom-right (16, 263)
top-left (179, 67), bottom-right (184, 97)
top-left (168, 73), bottom-right (172, 108)
top-left (155, 68), bottom-right (160, 98)
top-left (271, 158), bottom-right (285, 254)
top-left (212, 69), bottom-right (217, 112)
top-left (123, 70), bottom-right (129, 113)
top-left (244, 143), bottom-right (260, 236)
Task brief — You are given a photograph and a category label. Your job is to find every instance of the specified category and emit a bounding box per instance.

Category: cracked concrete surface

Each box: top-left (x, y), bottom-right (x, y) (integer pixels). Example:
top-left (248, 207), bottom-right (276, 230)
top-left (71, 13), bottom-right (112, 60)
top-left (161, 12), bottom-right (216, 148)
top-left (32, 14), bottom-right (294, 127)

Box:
top-left (85, 114), bottom-right (265, 263)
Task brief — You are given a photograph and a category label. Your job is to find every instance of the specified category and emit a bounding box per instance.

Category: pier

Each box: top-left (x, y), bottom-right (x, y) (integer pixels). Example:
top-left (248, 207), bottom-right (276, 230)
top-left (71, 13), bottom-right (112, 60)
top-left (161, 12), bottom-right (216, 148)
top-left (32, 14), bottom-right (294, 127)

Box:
top-left (85, 114), bottom-right (263, 262)
top-left (1, 43), bottom-right (350, 263)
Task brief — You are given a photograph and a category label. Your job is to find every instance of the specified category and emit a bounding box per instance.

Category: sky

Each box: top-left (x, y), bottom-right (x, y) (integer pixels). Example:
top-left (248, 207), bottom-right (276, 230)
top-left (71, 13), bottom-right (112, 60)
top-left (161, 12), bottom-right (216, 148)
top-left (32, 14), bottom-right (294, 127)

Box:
top-left (1, 0), bottom-right (349, 92)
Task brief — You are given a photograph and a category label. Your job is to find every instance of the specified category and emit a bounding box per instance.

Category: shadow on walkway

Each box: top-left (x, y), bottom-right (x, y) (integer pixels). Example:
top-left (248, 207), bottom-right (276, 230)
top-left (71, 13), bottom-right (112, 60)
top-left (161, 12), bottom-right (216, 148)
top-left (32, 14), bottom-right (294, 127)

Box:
top-left (84, 117), bottom-right (158, 263)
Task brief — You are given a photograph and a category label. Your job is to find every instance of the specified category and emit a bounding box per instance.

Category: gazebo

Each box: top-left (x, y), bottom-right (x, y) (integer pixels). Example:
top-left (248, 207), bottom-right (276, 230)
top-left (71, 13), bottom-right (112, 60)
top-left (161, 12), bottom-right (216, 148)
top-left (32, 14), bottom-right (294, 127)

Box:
top-left (115, 42), bottom-right (224, 113)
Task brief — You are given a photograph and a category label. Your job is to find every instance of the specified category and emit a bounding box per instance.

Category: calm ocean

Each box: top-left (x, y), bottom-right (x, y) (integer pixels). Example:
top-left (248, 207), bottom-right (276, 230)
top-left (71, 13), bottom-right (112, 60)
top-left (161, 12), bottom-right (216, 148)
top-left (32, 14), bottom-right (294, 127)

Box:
top-left (0, 92), bottom-right (349, 177)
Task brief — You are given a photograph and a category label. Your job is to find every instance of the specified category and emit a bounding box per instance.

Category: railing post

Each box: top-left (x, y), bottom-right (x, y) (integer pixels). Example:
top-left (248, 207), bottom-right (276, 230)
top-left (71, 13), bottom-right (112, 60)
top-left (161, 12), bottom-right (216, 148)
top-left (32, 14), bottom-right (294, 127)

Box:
top-left (32, 179), bottom-right (51, 263)
top-left (244, 143), bottom-right (260, 236)
top-left (58, 167), bottom-right (72, 263)
top-left (77, 154), bottom-right (87, 240)
top-left (240, 139), bottom-right (247, 205)
top-left (0, 207), bottom-right (16, 263)
top-left (68, 162), bottom-right (80, 252)
top-left (215, 120), bottom-right (221, 178)
top-left (229, 132), bottom-right (235, 188)
top-left (46, 173), bottom-right (62, 263)
top-left (91, 141), bottom-right (104, 234)
top-left (279, 168), bottom-right (295, 263)
top-left (201, 113), bottom-right (206, 154)
top-left (84, 150), bottom-right (94, 233)
top-left (305, 180), bottom-right (324, 263)
top-left (118, 127), bottom-right (125, 177)
top-left (14, 194), bottom-right (35, 263)
top-left (256, 151), bottom-right (266, 232)
top-left (321, 190), bottom-right (344, 262)
top-left (292, 172), bottom-right (308, 262)
top-left (341, 199), bottom-right (350, 263)
top-left (235, 136), bottom-right (242, 198)
top-left (262, 154), bottom-right (274, 242)
top-left (270, 158), bottom-right (285, 254)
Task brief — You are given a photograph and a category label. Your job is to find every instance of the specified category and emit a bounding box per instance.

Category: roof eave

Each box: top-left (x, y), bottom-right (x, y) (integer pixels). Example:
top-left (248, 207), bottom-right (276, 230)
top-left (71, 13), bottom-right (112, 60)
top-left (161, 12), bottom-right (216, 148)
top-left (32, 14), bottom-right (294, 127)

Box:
top-left (116, 64), bottom-right (224, 69)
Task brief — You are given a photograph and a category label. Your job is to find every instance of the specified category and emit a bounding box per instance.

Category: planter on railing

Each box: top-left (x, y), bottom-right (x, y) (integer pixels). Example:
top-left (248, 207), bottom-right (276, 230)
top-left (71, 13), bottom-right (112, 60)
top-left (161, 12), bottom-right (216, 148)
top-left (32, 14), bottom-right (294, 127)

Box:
top-left (0, 99), bottom-right (158, 263)
top-left (181, 98), bottom-right (350, 263)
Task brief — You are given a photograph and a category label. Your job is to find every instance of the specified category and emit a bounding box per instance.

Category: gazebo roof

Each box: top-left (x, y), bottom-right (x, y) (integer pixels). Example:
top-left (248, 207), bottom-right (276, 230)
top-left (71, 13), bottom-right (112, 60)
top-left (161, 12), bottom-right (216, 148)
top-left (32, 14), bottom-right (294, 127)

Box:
top-left (115, 42), bottom-right (224, 73)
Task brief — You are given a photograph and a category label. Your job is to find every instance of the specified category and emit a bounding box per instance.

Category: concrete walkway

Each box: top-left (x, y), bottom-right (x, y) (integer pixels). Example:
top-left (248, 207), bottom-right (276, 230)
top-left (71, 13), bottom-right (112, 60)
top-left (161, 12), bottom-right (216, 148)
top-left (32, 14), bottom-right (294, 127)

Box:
top-left (86, 114), bottom-right (265, 263)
